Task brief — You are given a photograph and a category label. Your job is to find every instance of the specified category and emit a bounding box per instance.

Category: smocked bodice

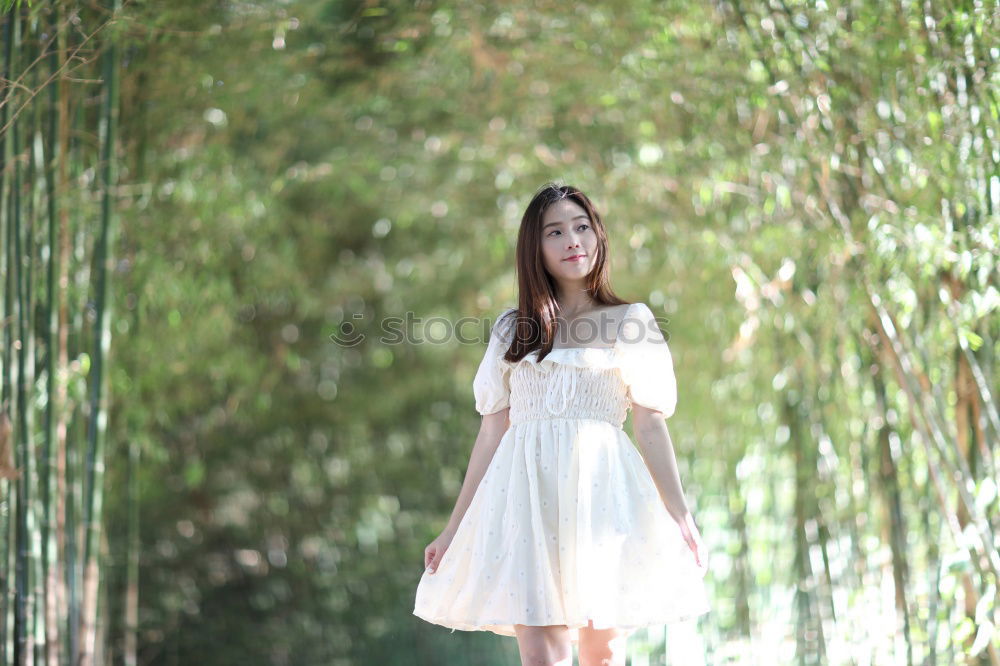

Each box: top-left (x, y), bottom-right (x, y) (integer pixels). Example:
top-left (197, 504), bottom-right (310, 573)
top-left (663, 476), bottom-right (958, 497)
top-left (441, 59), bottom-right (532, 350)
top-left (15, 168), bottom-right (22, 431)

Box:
top-left (509, 352), bottom-right (630, 428)
top-left (472, 303), bottom-right (679, 424)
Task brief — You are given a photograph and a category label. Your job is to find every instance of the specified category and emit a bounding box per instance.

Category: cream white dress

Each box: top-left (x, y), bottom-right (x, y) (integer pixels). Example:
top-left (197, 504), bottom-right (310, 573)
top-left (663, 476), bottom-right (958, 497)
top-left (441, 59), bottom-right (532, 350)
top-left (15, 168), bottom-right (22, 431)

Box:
top-left (412, 302), bottom-right (710, 642)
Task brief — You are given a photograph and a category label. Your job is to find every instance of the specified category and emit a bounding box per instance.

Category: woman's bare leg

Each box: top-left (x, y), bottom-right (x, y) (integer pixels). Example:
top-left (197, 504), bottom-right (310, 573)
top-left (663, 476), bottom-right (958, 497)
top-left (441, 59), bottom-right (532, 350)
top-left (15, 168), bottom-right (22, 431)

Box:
top-left (513, 624), bottom-right (573, 666)
top-left (577, 620), bottom-right (627, 666)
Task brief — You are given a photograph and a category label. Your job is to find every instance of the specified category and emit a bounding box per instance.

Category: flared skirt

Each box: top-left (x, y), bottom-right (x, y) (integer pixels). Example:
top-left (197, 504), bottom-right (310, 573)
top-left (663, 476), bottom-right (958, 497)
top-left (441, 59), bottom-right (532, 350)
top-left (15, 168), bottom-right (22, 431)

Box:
top-left (412, 417), bottom-right (710, 642)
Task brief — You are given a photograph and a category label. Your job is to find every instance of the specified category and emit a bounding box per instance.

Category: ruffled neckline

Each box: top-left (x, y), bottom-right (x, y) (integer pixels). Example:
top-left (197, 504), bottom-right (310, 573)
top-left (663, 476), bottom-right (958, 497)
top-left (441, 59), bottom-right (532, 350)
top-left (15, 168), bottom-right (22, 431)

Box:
top-left (494, 302), bottom-right (640, 372)
top-left (507, 345), bottom-right (624, 371)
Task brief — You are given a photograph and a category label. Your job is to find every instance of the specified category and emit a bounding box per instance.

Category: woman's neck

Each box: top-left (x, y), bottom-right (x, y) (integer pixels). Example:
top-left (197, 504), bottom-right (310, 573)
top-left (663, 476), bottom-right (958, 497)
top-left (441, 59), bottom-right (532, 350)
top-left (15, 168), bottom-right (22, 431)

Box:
top-left (556, 286), bottom-right (598, 317)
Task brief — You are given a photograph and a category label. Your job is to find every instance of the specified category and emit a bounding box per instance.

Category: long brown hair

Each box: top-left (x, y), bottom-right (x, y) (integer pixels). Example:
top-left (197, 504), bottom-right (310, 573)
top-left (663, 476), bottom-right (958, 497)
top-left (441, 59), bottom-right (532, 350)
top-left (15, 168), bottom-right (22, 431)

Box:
top-left (499, 183), bottom-right (631, 364)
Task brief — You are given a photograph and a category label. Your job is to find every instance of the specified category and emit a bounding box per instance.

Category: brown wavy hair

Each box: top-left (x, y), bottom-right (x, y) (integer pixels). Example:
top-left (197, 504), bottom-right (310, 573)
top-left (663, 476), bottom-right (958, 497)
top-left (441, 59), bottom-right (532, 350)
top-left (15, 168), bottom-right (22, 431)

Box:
top-left (498, 183), bottom-right (631, 364)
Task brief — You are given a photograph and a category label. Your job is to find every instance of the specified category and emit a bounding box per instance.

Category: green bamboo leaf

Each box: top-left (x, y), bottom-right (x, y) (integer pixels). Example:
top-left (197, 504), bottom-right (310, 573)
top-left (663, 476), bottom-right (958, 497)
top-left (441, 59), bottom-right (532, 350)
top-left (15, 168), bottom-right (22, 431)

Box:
top-left (963, 328), bottom-right (984, 351)
top-left (927, 110), bottom-right (941, 137)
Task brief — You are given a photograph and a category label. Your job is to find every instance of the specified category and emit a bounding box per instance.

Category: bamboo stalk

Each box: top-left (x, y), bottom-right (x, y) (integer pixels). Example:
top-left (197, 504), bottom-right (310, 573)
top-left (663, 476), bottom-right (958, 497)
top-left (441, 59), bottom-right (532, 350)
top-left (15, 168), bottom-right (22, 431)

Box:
top-left (9, 9), bottom-right (37, 666)
top-left (1, 17), bottom-right (13, 666)
top-left (65, 90), bottom-right (84, 666)
top-left (55, 4), bottom-right (73, 662)
top-left (26, 21), bottom-right (49, 666)
top-left (78, 0), bottom-right (120, 663)
top-left (873, 365), bottom-right (914, 664)
top-left (41, 3), bottom-right (62, 664)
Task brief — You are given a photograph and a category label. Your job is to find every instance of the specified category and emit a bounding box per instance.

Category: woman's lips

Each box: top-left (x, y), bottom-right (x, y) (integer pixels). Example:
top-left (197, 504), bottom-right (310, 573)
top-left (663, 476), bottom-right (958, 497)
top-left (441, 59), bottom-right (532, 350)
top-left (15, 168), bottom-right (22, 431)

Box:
top-left (563, 254), bottom-right (587, 262)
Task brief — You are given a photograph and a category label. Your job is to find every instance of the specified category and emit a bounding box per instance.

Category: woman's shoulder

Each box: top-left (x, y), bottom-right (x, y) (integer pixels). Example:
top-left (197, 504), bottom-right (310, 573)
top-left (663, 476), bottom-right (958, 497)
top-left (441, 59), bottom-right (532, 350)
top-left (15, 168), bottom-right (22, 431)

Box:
top-left (494, 306), bottom-right (518, 325)
top-left (616, 301), bottom-right (648, 326)
top-left (624, 301), bottom-right (663, 324)
top-left (619, 301), bottom-right (667, 345)
top-left (489, 307), bottom-right (519, 342)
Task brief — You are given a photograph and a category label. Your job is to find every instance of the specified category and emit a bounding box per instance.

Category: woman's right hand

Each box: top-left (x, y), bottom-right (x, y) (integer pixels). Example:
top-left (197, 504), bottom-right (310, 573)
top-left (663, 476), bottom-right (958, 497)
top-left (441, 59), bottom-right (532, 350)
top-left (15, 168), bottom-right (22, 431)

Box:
top-left (423, 528), bottom-right (456, 574)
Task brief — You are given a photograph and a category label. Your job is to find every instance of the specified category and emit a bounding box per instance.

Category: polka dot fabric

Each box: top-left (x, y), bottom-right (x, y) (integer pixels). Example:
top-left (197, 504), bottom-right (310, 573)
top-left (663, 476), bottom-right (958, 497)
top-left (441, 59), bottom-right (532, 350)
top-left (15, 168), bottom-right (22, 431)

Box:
top-left (413, 303), bottom-right (710, 642)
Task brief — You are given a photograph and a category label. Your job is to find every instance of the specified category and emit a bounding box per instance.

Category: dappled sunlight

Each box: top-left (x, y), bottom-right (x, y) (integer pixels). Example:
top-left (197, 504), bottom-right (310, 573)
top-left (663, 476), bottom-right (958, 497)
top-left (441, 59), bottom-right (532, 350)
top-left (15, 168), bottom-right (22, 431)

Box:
top-left (1, 0), bottom-right (993, 664)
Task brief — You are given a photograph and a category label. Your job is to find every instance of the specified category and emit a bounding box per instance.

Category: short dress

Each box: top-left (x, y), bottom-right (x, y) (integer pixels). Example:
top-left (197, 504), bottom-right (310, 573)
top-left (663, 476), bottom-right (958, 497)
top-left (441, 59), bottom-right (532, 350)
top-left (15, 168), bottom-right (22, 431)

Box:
top-left (412, 302), bottom-right (710, 643)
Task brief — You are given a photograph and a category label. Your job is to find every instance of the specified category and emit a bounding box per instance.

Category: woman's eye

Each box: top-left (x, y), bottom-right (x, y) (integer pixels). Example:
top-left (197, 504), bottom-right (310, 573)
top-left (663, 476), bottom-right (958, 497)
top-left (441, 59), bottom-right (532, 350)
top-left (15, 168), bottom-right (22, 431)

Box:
top-left (547, 224), bottom-right (590, 237)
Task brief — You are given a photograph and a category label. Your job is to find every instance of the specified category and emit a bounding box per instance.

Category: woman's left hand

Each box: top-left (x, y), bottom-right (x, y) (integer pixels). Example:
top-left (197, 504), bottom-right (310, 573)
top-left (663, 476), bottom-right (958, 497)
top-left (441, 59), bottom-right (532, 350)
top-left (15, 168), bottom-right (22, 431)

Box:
top-left (676, 512), bottom-right (709, 576)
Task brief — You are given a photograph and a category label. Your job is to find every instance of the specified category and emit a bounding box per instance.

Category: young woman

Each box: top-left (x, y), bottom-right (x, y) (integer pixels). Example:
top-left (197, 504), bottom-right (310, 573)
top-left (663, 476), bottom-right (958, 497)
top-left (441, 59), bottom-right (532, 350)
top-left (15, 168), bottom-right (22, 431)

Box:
top-left (413, 183), bottom-right (710, 666)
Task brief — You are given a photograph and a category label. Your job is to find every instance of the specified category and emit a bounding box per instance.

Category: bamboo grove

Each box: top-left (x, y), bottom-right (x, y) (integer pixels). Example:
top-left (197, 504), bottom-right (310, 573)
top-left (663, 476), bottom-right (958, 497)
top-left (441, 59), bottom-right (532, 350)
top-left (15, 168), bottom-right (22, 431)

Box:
top-left (2, 1), bottom-right (122, 665)
top-left (713, 2), bottom-right (999, 662)
top-left (0, 1), bottom-right (998, 665)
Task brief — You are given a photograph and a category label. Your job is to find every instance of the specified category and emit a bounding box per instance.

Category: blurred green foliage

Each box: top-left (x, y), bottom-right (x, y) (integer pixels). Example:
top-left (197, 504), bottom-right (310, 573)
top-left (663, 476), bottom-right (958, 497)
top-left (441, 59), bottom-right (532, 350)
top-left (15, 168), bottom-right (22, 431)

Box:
top-left (15, 0), bottom-right (991, 664)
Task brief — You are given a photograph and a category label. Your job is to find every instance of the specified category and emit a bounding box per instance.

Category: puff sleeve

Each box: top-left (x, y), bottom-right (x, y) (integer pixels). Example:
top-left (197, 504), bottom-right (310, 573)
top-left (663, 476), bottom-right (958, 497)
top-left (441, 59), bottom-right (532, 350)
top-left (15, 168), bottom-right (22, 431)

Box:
top-left (618, 302), bottom-right (678, 417)
top-left (472, 307), bottom-right (516, 415)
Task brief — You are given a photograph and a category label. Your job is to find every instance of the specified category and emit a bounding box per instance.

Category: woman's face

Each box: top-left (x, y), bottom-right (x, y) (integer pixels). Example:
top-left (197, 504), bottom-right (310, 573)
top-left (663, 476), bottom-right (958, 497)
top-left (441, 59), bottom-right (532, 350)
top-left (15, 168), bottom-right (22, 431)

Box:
top-left (539, 198), bottom-right (599, 286)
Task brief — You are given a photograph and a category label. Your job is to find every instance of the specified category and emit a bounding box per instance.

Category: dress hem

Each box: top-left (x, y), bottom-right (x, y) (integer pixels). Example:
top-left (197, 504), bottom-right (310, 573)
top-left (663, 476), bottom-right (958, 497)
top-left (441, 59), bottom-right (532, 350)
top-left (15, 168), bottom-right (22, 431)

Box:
top-left (412, 603), bottom-right (711, 641)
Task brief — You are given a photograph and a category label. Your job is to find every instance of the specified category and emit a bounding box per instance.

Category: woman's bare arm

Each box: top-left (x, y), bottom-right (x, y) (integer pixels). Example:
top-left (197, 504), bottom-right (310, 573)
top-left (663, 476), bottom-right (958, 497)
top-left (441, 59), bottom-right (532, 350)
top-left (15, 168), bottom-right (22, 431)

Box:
top-left (441, 408), bottom-right (511, 535)
top-left (631, 404), bottom-right (690, 521)
top-left (631, 403), bottom-right (708, 568)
